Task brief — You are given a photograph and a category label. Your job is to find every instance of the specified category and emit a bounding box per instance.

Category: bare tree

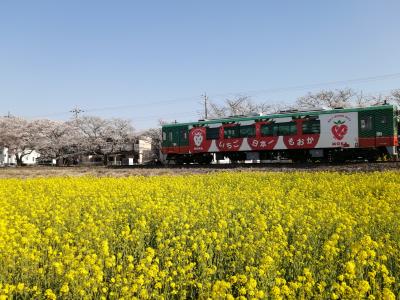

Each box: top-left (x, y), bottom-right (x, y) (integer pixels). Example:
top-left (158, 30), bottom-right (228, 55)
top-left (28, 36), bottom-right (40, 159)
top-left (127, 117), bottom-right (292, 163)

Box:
top-left (388, 89), bottom-right (400, 105)
top-left (226, 96), bottom-right (253, 115)
top-left (207, 96), bottom-right (275, 118)
top-left (207, 102), bottom-right (227, 118)
top-left (352, 91), bottom-right (388, 107)
top-left (295, 88), bottom-right (400, 110)
top-left (206, 89), bottom-right (399, 118)
top-left (296, 88), bottom-right (355, 109)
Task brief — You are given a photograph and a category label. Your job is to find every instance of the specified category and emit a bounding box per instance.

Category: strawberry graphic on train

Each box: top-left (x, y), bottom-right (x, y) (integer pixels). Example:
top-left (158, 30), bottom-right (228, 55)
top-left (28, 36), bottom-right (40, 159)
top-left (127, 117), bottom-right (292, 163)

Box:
top-left (331, 120), bottom-right (348, 140)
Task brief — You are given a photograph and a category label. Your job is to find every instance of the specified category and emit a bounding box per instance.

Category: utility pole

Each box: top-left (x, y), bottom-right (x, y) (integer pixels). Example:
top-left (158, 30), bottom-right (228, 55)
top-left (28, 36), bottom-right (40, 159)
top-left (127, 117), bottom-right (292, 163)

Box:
top-left (202, 93), bottom-right (208, 119)
top-left (4, 111), bottom-right (12, 118)
top-left (70, 107), bottom-right (84, 119)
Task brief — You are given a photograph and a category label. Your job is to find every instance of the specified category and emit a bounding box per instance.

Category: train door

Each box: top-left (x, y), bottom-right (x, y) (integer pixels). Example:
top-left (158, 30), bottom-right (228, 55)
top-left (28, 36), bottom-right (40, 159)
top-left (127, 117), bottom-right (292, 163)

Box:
top-left (162, 127), bottom-right (180, 150)
top-left (162, 125), bottom-right (189, 154)
top-left (359, 112), bottom-right (376, 147)
top-left (171, 127), bottom-right (180, 149)
top-left (177, 125), bottom-right (189, 153)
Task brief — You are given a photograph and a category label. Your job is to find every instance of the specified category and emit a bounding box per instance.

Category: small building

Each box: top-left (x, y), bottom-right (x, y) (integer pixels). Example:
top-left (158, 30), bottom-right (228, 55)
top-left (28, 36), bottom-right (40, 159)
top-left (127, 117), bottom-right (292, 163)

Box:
top-left (106, 137), bottom-right (153, 166)
top-left (22, 150), bottom-right (41, 165)
top-left (134, 138), bottom-right (153, 164)
top-left (0, 147), bottom-right (11, 165)
top-left (0, 147), bottom-right (40, 166)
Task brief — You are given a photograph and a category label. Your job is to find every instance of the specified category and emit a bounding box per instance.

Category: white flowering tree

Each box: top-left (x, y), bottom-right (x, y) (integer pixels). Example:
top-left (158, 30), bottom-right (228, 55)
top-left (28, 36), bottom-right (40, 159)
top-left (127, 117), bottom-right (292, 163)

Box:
top-left (0, 117), bottom-right (47, 165)
top-left (74, 116), bottom-right (135, 164)
top-left (35, 120), bottom-right (82, 164)
top-left (0, 115), bottom-right (135, 166)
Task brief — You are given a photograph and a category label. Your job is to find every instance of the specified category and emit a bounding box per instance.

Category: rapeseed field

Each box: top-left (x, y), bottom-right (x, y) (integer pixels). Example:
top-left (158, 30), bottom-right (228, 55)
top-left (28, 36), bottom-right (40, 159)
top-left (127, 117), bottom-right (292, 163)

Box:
top-left (0, 172), bottom-right (399, 299)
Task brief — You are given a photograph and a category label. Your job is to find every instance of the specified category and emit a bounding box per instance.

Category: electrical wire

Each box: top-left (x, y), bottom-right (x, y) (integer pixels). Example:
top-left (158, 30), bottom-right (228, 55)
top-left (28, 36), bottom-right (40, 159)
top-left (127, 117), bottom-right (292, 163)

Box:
top-left (23, 72), bottom-right (400, 119)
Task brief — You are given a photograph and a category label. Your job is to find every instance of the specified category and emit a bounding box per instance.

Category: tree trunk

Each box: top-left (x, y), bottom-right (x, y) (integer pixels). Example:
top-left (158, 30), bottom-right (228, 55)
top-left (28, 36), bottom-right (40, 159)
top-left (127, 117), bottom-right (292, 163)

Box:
top-left (15, 154), bottom-right (23, 166)
top-left (57, 158), bottom-right (64, 166)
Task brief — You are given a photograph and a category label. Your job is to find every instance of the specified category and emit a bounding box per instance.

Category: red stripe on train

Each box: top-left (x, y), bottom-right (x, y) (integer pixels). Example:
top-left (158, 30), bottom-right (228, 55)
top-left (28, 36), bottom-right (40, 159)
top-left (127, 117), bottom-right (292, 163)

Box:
top-left (162, 135), bottom-right (398, 154)
top-left (359, 136), bottom-right (397, 147)
top-left (161, 146), bottom-right (190, 154)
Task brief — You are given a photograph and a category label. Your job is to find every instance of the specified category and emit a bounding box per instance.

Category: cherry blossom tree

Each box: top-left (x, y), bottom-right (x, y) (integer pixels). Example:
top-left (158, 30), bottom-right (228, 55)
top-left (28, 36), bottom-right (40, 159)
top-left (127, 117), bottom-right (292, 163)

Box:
top-left (0, 117), bottom-right (47, 165)
top-left (0, 115), bottom-right (135, 166)
top-left (74, 116), bottom-right (135, 164)
top-left (36, 120), bottom-right (82, 164)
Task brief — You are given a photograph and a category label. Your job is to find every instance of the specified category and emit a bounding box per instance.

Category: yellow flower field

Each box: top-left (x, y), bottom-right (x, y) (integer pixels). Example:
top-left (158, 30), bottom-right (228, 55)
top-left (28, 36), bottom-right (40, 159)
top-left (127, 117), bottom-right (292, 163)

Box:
top-left (0, 172), bottom-right (399, 299)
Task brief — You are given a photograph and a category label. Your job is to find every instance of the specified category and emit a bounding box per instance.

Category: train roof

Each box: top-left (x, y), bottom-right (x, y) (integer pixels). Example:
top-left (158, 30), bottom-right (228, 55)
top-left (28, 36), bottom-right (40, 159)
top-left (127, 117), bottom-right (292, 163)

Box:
top-left (162, 104), bottom-right (397, 128)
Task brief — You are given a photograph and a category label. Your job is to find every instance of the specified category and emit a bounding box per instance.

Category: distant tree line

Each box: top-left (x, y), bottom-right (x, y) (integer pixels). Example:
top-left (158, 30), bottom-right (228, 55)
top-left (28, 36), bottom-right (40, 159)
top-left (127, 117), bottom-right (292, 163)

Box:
top-left (205, 88), bottom-right (400, 118)
top-left (1, 88), bottom-right (399, 165)
top-left (0, 116), bottom-right (135, 166)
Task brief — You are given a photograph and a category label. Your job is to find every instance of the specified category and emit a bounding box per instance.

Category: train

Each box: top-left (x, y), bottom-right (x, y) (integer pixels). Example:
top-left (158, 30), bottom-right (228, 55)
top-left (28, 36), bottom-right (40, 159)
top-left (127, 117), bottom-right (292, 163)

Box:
top-left (161, 104), bottom-right (399, 164)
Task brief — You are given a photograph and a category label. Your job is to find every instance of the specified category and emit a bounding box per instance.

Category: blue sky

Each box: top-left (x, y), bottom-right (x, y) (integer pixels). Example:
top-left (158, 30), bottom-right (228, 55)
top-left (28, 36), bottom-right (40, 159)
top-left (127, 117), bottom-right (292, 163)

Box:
top-left (1, 1), bottom-right (399, 130)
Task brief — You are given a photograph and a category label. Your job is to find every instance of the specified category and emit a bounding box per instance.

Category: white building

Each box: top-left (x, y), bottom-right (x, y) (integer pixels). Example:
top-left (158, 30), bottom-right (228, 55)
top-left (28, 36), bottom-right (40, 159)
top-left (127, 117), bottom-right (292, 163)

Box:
top-left (0, 147), bottom-right (11, 165)
top-left (105, 138), bottom-right (153, 166)
top-left (0, 147), bottom-right (40, 165)
top-left (134, 138), bottom-right (152, 164)
top-left (22, 150), bottom-right (40, 165)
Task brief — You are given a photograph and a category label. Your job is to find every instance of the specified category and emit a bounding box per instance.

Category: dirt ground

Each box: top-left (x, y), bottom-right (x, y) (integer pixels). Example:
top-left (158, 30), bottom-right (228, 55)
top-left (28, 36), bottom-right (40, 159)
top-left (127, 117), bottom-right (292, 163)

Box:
top-left (0, 162), bottom-right (399, 179)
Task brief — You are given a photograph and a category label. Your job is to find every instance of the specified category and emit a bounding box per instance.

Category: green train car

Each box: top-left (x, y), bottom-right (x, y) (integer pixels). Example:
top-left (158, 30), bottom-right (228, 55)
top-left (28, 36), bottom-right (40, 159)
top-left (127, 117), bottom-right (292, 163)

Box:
top-left (161, 104), bottom-right (399, 163)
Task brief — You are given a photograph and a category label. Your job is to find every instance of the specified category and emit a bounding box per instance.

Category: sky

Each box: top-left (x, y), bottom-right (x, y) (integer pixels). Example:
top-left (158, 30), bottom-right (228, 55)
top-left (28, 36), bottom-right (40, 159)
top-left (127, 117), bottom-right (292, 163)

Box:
top-left (1, 1), bottom-right (400, 130)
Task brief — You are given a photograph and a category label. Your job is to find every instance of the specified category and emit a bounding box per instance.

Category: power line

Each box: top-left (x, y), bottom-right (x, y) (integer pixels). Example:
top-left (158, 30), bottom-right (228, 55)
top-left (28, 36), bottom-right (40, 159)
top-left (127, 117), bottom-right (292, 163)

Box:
top-left (75, 72), bottom-right (400, 112)
top-left (132, 110), bottom-right (197, 121)
top-left (25, 72), bottom-right (400, 119)
top-left (211, 72), bottom-right (400, 98)
top-left (33, 87), bottom-right (395, 122)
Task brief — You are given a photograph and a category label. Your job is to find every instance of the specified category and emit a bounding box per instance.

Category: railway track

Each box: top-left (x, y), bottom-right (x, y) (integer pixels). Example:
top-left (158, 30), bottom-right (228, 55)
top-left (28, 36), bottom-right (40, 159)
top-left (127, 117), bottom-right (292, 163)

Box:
top-left (109, 160), bottom-right (400, 171)
top-left (1, 162), bottom-right (398, 179)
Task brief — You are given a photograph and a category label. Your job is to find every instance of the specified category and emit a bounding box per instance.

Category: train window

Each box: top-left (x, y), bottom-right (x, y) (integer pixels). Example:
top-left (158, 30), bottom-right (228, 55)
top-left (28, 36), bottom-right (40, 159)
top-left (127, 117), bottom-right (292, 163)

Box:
top-left (224, 126), bottom-right (239, 139)
top-left (182, 131), bottom-right (188, 140)
top-left (206, 127), bottom-right (220, 140)
top-left (361, 116), bottom-right (373, 130)
top-left (261, 124), bottom-right (278, 136)
top-left (239, 125), bottom-right (256, 137)
top-left (278, 122), bottom-right (297, 136)
top-left (302, 120), bottom-right (320, 134)
top-left (162, 131), bottom-right (167, 141)
top-left (169, 131), bottom-right (173, 141)
top-left (381, 116), bottom-right (387, 124)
